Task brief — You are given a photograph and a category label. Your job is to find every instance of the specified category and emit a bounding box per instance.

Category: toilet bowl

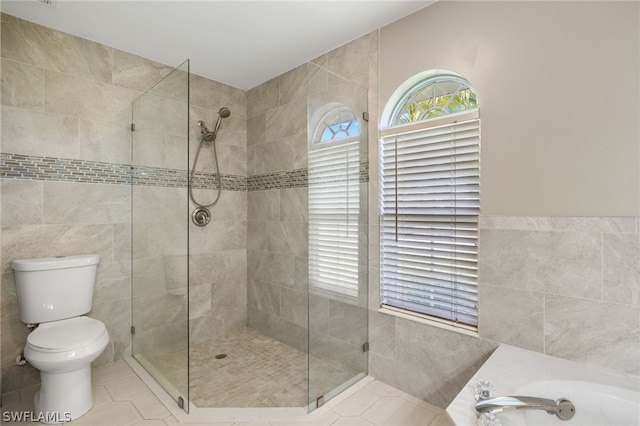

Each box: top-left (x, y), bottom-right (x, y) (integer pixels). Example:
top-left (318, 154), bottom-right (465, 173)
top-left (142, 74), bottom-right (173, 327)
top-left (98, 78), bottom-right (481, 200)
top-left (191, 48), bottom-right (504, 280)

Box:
top-left (24, 316), bottom-right (109, 421)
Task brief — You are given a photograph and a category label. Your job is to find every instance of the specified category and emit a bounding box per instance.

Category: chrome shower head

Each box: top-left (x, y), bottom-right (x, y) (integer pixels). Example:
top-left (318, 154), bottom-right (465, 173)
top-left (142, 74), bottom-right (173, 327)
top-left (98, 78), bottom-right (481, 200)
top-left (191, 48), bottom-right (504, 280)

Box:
top-left (197, 108), bottom-right (230, 142)
top-left (213, 107), bottom-right (231, 134)
top-left (218, 107), bottom-right (231, 118)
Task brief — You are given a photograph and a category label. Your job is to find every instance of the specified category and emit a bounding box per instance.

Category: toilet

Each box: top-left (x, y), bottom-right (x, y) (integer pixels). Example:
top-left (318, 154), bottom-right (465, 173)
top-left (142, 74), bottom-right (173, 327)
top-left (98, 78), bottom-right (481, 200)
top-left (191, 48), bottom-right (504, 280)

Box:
top-left (12, 254), bottom-right (109, 423)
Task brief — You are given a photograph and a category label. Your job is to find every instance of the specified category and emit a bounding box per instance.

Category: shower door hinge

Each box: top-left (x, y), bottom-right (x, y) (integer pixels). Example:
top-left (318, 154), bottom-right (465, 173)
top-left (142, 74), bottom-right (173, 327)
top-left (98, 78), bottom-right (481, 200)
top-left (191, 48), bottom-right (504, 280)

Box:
top-left (131, 123), bottom-right (135, 132)
top-left (362, 112), bottom-right (370, 122)
top-left (177, 396), bottom-right (184, 409)
top-left (362, 342), bottom-right (369, 353)
top-left (130, 326), bottom-right (135, 335)
top-left (316, 395), bottom-right (325, 408)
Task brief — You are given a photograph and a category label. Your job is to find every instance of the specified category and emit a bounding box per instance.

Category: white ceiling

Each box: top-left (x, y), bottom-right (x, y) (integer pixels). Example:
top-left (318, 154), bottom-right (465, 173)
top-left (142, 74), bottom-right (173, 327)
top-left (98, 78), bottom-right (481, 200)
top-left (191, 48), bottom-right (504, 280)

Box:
top-left (1, 0), bottom-right (433, 90)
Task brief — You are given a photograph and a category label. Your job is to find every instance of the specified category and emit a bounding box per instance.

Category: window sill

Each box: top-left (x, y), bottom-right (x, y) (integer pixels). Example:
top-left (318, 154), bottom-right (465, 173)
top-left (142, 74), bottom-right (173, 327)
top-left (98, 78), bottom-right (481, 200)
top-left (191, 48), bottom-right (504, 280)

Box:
top-left (378, 306), bottom-right (479, 338)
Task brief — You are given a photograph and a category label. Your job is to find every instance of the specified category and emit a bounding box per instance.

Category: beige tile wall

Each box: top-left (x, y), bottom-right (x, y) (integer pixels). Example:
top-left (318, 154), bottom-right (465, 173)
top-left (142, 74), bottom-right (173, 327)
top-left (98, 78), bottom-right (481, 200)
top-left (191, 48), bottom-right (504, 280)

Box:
top-left (0, 13), bottom-right (247, 393)
top-left (479, 217), bottom-right (640, 372)
top-left (1, 12), bottom-right (147, 393)
top-left (246, 33), bottom-right (376, 384)
top-left (367, 216), bottom-right (640, 408)
top-left (246, 63), bottom-right (309, 351)
top-left (169, 66), bottom-right (248, 349)
top-left (5, 8), bottom-right (635, 416)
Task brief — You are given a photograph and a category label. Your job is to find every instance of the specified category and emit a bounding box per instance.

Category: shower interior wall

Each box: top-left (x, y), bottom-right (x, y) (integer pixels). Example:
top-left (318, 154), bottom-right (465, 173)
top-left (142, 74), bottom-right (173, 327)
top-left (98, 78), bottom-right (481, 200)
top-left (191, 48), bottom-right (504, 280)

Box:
top-left (246, 33), bottom-right (377, 383)
top-left (185, 73), bottom-right (248, 346)
top-left (131, 65), bottom-right (249, 362)
top-left (0, 12), bottom-right (375, 397)
top-left (0, 12), bottom-right (248, 393)
top-left (246, 63), bottom-right (310, 352)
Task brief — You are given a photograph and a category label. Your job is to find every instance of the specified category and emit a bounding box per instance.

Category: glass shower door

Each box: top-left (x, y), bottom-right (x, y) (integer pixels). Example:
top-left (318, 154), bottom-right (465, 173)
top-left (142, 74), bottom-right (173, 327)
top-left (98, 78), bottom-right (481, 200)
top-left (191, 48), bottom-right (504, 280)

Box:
top-left (307, 62), bottom-right (369, 411)
top-left (131, 60), bottom-right (190, 412)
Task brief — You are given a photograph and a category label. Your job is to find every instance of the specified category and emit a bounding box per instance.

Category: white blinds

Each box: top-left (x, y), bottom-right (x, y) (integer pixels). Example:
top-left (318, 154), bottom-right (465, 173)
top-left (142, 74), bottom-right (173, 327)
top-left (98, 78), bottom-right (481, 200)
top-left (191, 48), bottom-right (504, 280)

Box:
top-left (308, 140), bottom-right (360, 298)
top-left (379, 113), bottom-right (480, 327)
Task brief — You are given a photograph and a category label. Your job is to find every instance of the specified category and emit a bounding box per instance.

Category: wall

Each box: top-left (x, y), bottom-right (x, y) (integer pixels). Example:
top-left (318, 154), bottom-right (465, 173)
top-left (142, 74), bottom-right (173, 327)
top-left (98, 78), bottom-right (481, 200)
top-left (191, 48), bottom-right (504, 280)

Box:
top-left (246, 62), bottom-right (310, 351)
top-left (5, 1), bottom-right (636, 413)
top-left (0, 13), bottom-right (247, 394)
top-left (369, 215), bottom-right (640, 407)
top-left (379, 0), bottom-right (640, 217)
top-left (369, 0), bottom-right (640, 408)
top-left (1, 12), bottom-right (140, 393)
top-left (130, 62), bottom-right (191, 380)
top-left (0, 9), bottom-right (369, 399)
top-left (0, 9), bottom-right (366, 398)
top-left (186, 73), bottom-right (248, 344)
top-left (246, 33), bottom-right (377, 399)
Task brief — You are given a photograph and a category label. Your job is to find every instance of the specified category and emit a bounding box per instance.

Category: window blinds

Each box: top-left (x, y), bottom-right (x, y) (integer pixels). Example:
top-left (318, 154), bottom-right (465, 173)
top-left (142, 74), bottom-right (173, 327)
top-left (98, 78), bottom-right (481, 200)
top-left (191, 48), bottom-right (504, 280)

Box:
top-left (308, 141), bottom-right (360, 298)
top-left (379, 113), bottom-right (480, 327)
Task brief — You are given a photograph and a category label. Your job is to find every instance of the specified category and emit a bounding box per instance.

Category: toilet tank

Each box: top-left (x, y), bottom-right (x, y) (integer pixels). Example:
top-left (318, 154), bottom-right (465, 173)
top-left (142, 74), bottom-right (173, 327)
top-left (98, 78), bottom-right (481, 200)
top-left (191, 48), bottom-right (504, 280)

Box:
top-left (12, 254), bottom-right (100, 324)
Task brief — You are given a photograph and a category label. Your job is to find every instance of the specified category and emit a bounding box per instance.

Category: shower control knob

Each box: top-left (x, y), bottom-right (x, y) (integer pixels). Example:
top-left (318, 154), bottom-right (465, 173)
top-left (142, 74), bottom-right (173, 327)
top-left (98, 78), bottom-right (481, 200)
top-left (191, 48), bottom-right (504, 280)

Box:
top-left (192, 207), bottom-right (211, 227)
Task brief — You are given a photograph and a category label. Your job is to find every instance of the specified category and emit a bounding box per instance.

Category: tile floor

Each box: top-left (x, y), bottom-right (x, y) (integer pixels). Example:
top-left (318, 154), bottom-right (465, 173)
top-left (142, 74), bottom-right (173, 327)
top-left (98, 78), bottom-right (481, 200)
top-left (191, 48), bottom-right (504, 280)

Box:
top-left (1, 359), bottom-right (454, 425)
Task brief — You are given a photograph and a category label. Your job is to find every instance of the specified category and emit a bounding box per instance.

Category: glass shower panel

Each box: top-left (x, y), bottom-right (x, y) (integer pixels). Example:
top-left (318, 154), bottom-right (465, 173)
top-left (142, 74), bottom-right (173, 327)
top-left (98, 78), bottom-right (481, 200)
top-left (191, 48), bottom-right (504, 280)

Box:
top-left (131, 60), bottom-right (190, 412)
top-left (307, 62), bottom-right (369, 411)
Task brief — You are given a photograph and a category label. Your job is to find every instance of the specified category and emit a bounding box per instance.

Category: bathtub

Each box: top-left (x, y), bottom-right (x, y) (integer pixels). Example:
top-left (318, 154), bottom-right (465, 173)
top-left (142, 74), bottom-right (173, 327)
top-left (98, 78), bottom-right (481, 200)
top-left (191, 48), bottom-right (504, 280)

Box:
top-left (446, 345), bottom-right (640, 425)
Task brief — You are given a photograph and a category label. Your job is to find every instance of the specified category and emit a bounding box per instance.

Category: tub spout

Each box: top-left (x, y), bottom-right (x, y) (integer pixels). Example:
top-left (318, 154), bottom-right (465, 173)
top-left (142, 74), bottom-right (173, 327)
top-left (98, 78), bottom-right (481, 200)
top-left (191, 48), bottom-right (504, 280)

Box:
top-left (475, 396), bottom-right (576, 421)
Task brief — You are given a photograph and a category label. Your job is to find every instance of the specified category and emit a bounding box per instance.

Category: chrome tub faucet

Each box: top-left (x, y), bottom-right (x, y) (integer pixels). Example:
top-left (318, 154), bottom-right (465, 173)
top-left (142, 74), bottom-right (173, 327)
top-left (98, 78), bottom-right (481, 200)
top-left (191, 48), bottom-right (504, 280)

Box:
top-left (475, 395), bottom-right (576, 421)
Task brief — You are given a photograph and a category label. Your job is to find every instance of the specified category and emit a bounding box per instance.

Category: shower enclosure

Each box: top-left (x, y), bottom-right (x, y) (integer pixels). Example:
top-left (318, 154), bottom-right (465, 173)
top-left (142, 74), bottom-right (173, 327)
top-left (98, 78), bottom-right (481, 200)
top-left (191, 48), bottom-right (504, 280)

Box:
top-left (131, 60), bottom-right (191, 411)
top-left (307, 61), bottom-right (369, 408)
top-left (130, 59), bottom-right (368, 415)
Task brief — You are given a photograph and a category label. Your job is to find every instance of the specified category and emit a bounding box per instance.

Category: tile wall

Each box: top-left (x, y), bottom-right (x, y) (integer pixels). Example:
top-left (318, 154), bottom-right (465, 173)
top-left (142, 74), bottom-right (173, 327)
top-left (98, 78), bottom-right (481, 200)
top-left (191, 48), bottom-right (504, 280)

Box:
top-left (185, 72), bottom-right (248, 345)
top-left (246, 62), bottom-right (310, 351)
top-left (1, 12), bottom-right (143, 393)
top-left (4, 9), bottom-right (635, 416)
top-left (246, 33), bottom-right (377, 383)
top-left (479, 216), bottom-right (639, 372)
top-left (0, 11), bottom-right (372, 398)
top-left (0, 13), bottom-right (247, 393)
top-left (130, 63), bottom-right (191, 371)
top-left (367, 215), bottom-right (640, 408)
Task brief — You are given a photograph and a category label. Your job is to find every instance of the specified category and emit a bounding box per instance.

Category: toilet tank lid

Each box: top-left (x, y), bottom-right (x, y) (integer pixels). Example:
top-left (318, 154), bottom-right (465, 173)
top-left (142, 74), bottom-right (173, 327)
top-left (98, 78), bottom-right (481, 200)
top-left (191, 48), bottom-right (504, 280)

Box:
top-left (12, 254), bottom-right (100, 271)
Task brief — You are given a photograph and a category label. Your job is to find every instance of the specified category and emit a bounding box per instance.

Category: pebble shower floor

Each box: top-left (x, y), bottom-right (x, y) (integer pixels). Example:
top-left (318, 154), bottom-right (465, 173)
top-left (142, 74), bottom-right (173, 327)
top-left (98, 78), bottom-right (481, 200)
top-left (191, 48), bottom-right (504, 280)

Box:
top-left (145, 327), bottom-right (357, 408)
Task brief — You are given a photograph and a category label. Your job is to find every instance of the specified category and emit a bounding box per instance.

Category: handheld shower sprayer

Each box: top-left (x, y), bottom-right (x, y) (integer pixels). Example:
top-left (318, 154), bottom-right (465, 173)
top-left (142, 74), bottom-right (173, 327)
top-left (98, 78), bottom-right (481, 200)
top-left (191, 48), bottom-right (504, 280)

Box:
top-left (190, 107), bottom-right (232, 221)
top-left (214, 107), bottom-right (231, 134)
top-left (197, 108), bottom-right (231, 142)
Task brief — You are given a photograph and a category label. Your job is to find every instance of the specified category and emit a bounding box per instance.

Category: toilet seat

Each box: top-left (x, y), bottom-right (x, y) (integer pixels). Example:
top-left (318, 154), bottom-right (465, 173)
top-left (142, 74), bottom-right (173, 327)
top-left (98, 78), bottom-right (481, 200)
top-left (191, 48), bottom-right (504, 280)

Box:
top-left (27, 316), bottom-right (106, 353)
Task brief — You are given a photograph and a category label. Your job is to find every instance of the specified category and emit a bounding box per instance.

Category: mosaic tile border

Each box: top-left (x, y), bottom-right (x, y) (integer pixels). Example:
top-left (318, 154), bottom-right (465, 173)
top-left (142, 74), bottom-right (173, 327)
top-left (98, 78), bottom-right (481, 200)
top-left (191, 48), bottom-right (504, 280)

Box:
top-left (247, 169), bottom-right (308, 191)
top-left (191, 171), bottom-right (248, 191)
top-left (0, 153), bottom-right (368, 191)
top-left (132, 164), bottom-right (184, 187)
top-left (247, 162), bottom-right (368, 191)
top-left (0, 153), bottom-right (247, 191)
top-left (1, 153), bottom-right (132, 185)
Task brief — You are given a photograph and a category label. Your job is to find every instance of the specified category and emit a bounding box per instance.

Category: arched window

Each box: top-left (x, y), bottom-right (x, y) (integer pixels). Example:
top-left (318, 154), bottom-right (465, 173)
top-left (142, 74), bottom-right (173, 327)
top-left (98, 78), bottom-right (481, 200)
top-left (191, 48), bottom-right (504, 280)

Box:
top-left (379, 70), bottom-right (480, 330)
top-left (316, 107), bottom-right (361, 143)
top-left (308, 104), bottom-right (361, 299)
top-left (390, 74), bottom-right (477, 124)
